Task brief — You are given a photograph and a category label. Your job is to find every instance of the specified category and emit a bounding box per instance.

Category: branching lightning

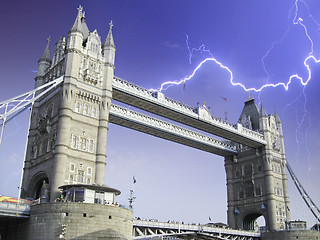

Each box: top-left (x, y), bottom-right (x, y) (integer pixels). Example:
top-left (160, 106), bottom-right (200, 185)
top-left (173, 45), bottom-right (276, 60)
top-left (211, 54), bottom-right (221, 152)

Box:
top-left (152, 0), bottom-right (320, 94)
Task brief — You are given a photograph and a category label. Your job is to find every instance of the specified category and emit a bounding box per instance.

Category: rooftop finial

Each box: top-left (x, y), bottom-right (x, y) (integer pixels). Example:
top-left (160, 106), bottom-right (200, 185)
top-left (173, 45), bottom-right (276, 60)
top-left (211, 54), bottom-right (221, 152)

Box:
top-left (109, 20), bottom-right (113, 30)
top-left (47, 36), bottom-right (51, 45)
top-left (77, 5), bottom-right (83, 13)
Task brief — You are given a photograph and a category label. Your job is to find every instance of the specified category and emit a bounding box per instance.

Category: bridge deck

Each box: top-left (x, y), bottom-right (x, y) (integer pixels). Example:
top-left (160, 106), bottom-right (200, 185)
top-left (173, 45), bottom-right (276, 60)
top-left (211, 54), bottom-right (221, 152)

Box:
top-left (112, 77), bottom-right (266, 148)
top-left (0, 202), bottom-right (30, 219)
top-left (133, 220), bottom-right (260, 240)
top-left (110, 104), bottom-right (237, 156)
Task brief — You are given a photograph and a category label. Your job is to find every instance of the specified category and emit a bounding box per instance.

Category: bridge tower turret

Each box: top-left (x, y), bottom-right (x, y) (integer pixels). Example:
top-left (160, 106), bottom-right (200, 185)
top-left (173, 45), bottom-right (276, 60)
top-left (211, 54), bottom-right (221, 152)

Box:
top-left (225, 98), bottom-right (290, 231)
top-left (35, 38), bottom-right (52, 89)
top-left (21, 6), bottom-right (115, 201)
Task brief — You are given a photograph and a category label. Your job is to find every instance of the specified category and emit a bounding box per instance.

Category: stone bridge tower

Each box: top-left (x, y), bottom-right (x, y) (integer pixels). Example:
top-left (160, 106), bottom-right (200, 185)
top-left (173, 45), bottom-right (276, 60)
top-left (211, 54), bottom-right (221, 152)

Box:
top-left (225, 98), bottom-right (290, 231)
top-left (21, 6), bottom-right (115, 201)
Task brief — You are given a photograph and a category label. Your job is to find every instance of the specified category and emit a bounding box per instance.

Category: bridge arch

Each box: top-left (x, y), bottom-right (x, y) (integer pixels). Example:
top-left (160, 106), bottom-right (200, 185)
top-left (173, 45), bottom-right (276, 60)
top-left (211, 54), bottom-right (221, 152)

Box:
top-left (243, 212), bottom-right (266, 231)
top-left (29, 172), bottom-right (49, 200)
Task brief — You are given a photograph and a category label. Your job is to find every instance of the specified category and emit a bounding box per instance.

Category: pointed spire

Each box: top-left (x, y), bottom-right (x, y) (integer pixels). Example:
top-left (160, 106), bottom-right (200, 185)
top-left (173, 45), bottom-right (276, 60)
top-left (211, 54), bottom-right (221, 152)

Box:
top-left (103, 21), bottom-right (115, 49)
top-left (259, 100), bottom-right (268, 118)
top-left (70, 6), bottom-right (84, 33)
top-left (274, 106), bottom-right (281, 123)
top-left (39, 37), bottom-right (51, 62)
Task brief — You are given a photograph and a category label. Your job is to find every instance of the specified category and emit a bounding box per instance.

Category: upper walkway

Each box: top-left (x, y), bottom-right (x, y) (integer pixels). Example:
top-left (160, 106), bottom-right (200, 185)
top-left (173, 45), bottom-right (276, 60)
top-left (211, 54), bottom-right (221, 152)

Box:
top-left (109, 103), bottom-right (237, 156)
top-left (112, 77), bottom-right (266, 148)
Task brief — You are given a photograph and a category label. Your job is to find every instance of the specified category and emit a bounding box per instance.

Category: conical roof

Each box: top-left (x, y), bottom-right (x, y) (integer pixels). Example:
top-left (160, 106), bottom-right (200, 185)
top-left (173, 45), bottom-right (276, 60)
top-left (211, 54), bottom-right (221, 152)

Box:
top-left (259, 102), bottom-right (268, 118)
top-left (70, 6), bottom-right (90, 40)
top-left (238, 98), bottom-right (260, 130)
top-left (103, 21), bottom-right (115, 49)
top-left (274, 106), bottom-right (281, 123)
top-left (39, 37), bottom-right (51, 62)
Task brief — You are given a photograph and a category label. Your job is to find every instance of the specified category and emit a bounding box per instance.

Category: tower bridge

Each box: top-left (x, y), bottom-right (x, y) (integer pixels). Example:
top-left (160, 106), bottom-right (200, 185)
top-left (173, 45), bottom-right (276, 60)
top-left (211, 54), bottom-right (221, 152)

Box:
top-left (2, 6), bottom-right (319, 240)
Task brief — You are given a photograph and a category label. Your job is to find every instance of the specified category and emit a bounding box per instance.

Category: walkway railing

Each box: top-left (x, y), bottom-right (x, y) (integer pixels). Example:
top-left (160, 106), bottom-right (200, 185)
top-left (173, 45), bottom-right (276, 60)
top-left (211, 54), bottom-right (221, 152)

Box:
top-left (110, 103), bottom-right (237, 156)
top-left (133, 219), bottom-right (261, 239)
top-left (0, 201), bottom-right (30, 218)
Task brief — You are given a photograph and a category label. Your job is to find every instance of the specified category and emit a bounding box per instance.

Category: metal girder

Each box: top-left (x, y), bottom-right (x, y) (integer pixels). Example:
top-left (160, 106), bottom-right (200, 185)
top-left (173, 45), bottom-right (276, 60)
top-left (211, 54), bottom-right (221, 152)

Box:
top-left (287, 162), bottom-right (320, 222)
top-left (0, 76), bottom-right (63, 146)
top-left (133, 220), bottom-right (260, 240)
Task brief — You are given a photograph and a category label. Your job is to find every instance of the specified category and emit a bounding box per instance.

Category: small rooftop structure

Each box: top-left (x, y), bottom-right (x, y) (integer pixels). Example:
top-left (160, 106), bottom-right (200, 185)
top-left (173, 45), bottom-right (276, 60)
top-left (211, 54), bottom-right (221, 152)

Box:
top-left (59, 184), bottom-right (121, 205)
top-left (288, 220), bottom-right (307, 230)
top-left (203, 222), bottom-right (228, 228)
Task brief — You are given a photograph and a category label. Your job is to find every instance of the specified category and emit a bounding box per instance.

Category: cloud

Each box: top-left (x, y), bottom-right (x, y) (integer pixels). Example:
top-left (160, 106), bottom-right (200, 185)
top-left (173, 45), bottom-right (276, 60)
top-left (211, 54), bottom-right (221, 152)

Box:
top-left (163, 41), bottom-right (180, 49)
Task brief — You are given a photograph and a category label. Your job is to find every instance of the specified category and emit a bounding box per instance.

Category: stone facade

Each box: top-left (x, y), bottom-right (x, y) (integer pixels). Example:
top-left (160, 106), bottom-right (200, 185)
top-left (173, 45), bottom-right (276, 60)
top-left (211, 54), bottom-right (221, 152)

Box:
top-left (21, 6), bottom-right (115, 202)
top-left (261, 230), bottom-right (320, 240)
top-left (28, 202), bottom-right (133, 240)
top-left (225, 99), bottom-right (290, 231)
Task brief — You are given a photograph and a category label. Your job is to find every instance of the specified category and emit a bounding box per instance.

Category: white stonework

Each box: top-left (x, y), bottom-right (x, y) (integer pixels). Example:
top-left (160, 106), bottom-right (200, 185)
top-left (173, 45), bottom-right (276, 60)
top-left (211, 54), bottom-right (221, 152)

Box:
top-left (21, 7), bottom-right (115, 202)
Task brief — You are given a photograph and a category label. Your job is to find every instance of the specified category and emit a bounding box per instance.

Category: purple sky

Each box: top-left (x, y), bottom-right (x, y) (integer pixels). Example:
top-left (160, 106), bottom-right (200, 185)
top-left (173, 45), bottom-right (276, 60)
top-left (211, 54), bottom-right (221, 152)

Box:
top-left (1, 0), bottom-right (320, 227)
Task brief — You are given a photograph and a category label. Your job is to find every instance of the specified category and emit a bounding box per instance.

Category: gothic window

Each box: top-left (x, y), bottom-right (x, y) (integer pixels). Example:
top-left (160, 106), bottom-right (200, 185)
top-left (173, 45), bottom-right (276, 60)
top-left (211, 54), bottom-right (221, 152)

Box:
top-left (77, 170), bottom-right (85, 183)
top-left (69, 175), bottom-right (74, 183)
top-left (257, 165), bottom-right (262, 172)
top-left (79, 137), bottom-right (87, 151)
top-left (244, 164), bottom-right (253, 177)
top-left (83, 59), bottom-right (87, 69)
top-left (91, 106), bottom-right (98, 118)
top-left (238, 191), bottom-right (244, 199)
top-left (71, 37), bottom-right (75, 47)
top-left (70, 163), bottom-right (75, 172)
top-left (245, 185), bottom-right (254, 198)
top-left (83, 104), bottom-right (89, 116)
top-left (47, 104), bottom-right (53, 118)
top-left (256, 186), bottom-right (262, 196)
top-left (87, 167), bottom-right (92, 176)
top-left (88, 139), bottom-right (95, 153)
top-left (75, 101), bottom-right (81, 113)
top-left (71, 134), bottom-right (78, 149)
top-left (40, 137), bottom-right (48, 155)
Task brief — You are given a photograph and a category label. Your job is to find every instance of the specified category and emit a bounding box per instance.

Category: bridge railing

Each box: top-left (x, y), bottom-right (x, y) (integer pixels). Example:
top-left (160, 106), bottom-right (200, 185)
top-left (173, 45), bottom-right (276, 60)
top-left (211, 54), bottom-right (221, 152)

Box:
top-left (110, 104), bottom-right (237, 153)
top-left (133, 220), bottom-right (260, 237)
top-left (0, 201), bottom-right (30, 217)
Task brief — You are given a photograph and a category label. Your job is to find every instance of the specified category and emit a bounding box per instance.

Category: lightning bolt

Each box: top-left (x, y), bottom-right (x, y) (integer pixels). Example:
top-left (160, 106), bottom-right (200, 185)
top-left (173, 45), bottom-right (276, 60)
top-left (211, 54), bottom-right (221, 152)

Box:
top-left (151, 0), bottom-right (319, 94)
top-left (150, 0), bottom-right (319, 187)
top-left (185, 34), bottom-right (213, 64)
